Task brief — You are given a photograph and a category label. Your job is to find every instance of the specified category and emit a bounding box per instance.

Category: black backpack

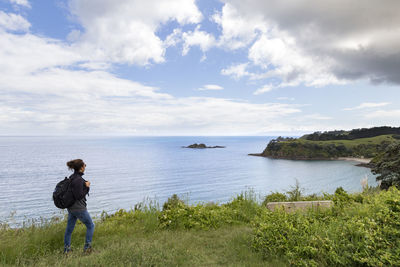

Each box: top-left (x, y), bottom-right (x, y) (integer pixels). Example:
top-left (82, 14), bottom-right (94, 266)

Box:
top-left (53, 177), bottom-right (75, 209)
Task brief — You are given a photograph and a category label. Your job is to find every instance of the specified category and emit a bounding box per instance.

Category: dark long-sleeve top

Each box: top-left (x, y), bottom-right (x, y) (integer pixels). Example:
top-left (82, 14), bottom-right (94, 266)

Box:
top-left (67, 171), bottom-right (90, 212)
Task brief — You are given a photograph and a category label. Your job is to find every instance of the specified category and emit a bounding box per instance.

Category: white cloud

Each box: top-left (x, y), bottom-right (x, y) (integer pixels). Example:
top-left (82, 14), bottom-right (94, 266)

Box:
top-left (364, 109), bottom-right (400, 119)
top-left (221, 62), bottom-right (269, 81)
top-left (221, 63), bottom-right (250, 80)
top-left (248, 34), bottom-right (340, 87)
top-left (164, 28), bottom-right (183, 48)
top-left (78, 62), bottom-right (111, 71)
top-left (343, 102), bottom-right (390, 111)
top-left (0, 31), bottom-right (81, 75)
top-left (277, 97), bottom-right (295, 101)
top-left (303, 114), bottom-right (332, 120)
top-left (212, 3), bottom-right (265, 50)
top-left (0, 11), bottom-right (30, 31)
top-left (182, 26), bottom-right (216, 57)
top-left (0, 75), bottom-right (302, 135)
top-left (217, 0), bottom-right (400, 86)
top-left (198, 84), bottom-right (224, 91)
top-left (68, 0), bottom-right (203, 65)
top-left (164, 26), bottom-right (217, 59)
top-left (218, 17), bottom-right (341, 88)
top-left (216, 4), bottom-right (341, 88)
top-left (1, 67), bottom-right (171, 100)
top-left (254, 84), bottom-right (274, 95)
top-left (0, 18), bottom-right (303, 135)
top-left (9, 0), bottom-right (30, 8)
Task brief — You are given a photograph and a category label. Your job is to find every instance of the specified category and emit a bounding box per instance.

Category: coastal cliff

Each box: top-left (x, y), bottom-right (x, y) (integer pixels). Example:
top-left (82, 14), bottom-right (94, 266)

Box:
top-left (251, 126), bottom-right (400, 161)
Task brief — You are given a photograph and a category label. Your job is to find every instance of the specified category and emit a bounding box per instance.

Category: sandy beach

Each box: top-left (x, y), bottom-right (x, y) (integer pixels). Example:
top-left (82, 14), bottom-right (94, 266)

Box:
top-left (337, 157), bottom-right (372, 164)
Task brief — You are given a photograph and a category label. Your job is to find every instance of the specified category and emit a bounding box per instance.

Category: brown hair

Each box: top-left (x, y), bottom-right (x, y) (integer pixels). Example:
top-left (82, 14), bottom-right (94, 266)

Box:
top-left (66, 159), bottom-right (85, 172)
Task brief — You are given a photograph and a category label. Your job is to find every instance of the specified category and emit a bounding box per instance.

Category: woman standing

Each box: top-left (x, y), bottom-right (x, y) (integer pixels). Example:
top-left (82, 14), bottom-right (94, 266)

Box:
top-left (63, 159), bottom-right (94, 254)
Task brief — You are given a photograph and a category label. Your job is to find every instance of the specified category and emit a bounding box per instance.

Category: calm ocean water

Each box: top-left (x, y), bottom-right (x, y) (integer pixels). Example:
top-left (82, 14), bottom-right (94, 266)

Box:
top-left (0, 136), bottom-right (377, 225)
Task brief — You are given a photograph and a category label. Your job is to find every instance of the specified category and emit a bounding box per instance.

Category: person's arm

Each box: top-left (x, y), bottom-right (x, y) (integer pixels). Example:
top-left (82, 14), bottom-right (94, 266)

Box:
top-left (84, 181), bottom-right (90, 195)
top-left (71, 178), bottom-right (89, 200)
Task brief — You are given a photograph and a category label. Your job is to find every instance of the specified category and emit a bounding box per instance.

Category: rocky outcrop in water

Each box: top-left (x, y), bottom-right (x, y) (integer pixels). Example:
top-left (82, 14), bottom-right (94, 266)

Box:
top-left (183, 143), bottom-right (225, 149)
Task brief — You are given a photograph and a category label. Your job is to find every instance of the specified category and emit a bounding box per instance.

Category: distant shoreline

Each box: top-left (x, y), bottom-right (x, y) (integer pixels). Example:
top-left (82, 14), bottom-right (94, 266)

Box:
top-left (249, 154), bottom-right (372, 165)
top-left (336, 157), bottom-right (372, 164)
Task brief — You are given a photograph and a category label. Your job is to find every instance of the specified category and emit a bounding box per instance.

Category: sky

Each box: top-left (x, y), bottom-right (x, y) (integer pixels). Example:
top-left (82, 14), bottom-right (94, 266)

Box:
top-left (0, 0), bottom-right (399, 136)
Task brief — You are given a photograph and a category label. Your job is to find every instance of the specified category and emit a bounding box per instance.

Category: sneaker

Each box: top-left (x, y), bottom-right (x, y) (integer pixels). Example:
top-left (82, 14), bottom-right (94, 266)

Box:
top-left (63, 246), bottom-right (72, 255)
top-left (83, 244), bottom-right (93, 254)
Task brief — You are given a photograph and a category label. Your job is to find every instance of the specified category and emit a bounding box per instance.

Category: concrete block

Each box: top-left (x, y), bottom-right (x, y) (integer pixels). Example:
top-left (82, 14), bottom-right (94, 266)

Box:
top-left (266, 200), bottom-right (333, 212)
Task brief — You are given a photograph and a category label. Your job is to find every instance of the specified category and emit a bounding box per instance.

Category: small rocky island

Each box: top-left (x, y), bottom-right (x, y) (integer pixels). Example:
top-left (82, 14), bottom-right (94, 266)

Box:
top-left (183, 143), bottom-right (225, 149)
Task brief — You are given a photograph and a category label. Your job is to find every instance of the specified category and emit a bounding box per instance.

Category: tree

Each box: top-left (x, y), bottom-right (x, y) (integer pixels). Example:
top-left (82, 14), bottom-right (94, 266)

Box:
top-left (372, 143), bottom-right (400, 189)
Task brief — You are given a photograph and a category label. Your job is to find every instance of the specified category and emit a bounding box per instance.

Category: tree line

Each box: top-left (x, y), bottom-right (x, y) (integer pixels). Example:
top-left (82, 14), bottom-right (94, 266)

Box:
top-left (303, 126), bottom-right (400, 141)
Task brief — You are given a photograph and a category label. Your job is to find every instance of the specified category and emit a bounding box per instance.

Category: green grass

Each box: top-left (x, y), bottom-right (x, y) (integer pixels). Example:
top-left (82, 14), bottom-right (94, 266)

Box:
top-left (1, 187), bottom-right (400, 266)
top-left (0, 193), bottom-right (275, 267)
top-left (0, 225), bottom-right (269, 266)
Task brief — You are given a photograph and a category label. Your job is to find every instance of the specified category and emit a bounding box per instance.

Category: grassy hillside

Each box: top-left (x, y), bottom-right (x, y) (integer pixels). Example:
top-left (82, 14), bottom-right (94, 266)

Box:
top-left (302, 126), bottom-right (400, 141)
top-left (259, 134), bottom-right (397, 160)
top-left (1, 187), bottom-right (400, 266)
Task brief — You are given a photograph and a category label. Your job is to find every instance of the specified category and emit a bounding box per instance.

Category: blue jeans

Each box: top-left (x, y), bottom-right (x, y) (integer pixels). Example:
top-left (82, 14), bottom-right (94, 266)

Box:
top-left (64, 210), bottom-right (95, 250)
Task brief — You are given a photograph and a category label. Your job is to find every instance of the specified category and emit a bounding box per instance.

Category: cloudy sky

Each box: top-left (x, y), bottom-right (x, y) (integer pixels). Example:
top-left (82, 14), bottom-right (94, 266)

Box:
top-left (0, 0), bottom-right (399, 136)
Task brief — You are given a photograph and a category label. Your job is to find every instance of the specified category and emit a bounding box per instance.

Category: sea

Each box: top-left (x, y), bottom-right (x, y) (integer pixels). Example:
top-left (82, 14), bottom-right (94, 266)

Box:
top-left (0, 136), bottom-right (377, 226)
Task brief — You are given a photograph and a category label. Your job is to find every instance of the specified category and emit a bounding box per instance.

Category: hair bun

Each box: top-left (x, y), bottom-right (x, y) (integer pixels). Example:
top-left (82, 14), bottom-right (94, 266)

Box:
top-left (66, 159), bottom-right (85, 172)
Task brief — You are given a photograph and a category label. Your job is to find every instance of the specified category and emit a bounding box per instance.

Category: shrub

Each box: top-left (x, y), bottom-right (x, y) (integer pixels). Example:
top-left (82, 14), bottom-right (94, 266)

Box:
top-left (252, 187), bottom-right (400, 266)
top-left (332, 187), bottom-right (351, 206)
top-left (159, 193), bottom-right (262, 230)
top-left (262, 192), bottom-right (287, 205)
top-left (162, 194), bottom-right (185, 211)
top-left (286, 180), bottom-right (303, 201)
top-left (372, 142), bottom-right (400, 189)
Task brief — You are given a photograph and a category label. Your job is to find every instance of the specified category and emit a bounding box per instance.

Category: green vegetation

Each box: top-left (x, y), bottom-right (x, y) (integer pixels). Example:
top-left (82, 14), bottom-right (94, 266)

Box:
top-left (261, 180), bottom-right (328, 206)
top-left (2, 186), bottom-right (400, 266)
top-left (302, 126), bottom-right (400, 141)
top-left (0, 192), bottom-right (267, 267)
top-left (258, 126), bottom-right (400, 160)
top-left (261, 134), bottom-right (396, 159)
top-left (159, 191), bottom-right (261, 230)
top-left (254, 187), bottom-right (400, 266)
top-left (372, 142), bottom-right (400, 189)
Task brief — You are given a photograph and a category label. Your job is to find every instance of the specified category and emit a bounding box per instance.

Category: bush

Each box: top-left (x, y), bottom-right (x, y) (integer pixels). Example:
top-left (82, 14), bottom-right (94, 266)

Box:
top-left (332, 187), bottom-right (352, 206)
top-left (372, 142), bottom-right (400, 189)
top-left (263, 182), bottom-right (330, 205)
top-left (286, 180), bottom-right (303, 201)
top-left (263, 192), bottom-right (287, 205)
top-left (162, 194), bottom-right (185, 211)
top-left (159, 192), bottom-right (262, 230)
top-left (252, 187), bottom-right (400, 266)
